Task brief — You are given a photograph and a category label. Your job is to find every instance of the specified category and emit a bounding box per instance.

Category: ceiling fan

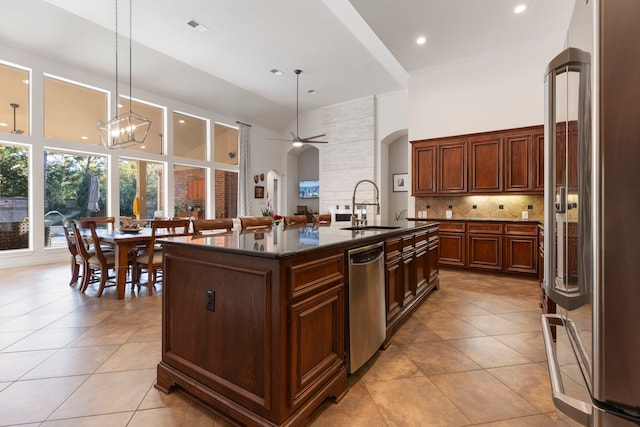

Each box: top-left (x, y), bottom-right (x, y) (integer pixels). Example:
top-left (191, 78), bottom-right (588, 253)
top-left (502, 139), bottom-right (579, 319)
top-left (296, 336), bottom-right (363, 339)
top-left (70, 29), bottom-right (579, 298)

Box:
top-left (269, 69), bottom-right (328, 147)
top-left (10, 103), bottom-right (23, 134)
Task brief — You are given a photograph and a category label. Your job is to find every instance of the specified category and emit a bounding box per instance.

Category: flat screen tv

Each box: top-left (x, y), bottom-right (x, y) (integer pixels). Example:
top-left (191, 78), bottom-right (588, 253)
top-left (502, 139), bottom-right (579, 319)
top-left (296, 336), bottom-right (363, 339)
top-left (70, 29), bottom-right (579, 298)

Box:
top-left (299, 180), bottom-right (319, 199)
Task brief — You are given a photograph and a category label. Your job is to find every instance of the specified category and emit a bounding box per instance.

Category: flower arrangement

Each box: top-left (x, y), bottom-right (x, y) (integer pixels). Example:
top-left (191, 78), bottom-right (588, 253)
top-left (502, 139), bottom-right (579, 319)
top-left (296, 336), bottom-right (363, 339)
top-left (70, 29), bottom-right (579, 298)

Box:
top-left (261, 196), bottom-right (275, 216)
top-left (261, 196), bottom-right (283, 225)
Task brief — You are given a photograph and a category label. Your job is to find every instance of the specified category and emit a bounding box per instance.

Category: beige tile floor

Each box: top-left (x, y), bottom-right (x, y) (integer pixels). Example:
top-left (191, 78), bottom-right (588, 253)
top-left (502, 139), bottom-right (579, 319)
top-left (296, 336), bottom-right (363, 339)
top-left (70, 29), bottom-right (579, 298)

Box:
top-left (0, 263), bottom-right (582, 426)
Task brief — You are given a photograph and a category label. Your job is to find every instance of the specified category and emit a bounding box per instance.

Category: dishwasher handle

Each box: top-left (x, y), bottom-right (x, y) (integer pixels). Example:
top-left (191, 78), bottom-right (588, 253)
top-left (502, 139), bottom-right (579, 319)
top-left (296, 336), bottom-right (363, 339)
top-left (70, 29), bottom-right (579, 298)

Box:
top-left (349, 243), bottom-right (384, 265)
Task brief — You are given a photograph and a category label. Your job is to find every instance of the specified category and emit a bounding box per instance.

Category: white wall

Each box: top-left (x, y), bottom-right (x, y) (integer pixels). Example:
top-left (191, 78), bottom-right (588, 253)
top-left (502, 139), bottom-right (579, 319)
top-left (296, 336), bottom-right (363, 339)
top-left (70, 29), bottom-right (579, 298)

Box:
top-left (387, 135), bottom-right (409, 221)
top-left (408, 39), bottom-right (566, 140)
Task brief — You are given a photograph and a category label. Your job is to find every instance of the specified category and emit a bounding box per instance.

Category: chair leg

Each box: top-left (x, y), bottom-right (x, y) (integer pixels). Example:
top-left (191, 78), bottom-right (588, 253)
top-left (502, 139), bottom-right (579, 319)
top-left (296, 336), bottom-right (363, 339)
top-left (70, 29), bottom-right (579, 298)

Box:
top-left (97, 267), bottom-right (108, 297)
top-left (80, 263), bottom-right (91, 293)
top-left (70, 260), bottom-right (80, 287)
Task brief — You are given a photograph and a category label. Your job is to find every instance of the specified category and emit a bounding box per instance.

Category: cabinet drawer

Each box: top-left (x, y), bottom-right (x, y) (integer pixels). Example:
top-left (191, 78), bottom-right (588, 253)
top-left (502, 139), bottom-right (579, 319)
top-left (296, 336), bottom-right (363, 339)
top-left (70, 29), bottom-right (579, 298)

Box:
top-left (438, 222), bottom-right (465, 233)
top-left (385, 238), bottom-right (402, 260)
top-left (414, 231), bottom-right (428, 248)
top-left (467, 223), bottom-right (503, 234)
top-left (288, 254), bottom-right (344, 299)
top-left (505, 223), bottom-right (538, 236)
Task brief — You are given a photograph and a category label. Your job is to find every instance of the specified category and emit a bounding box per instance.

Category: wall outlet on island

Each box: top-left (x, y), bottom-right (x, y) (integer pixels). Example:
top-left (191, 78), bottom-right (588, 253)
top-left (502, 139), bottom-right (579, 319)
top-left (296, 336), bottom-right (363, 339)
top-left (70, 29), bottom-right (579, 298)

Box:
top-left (522, 210), bottom-right (529, 219)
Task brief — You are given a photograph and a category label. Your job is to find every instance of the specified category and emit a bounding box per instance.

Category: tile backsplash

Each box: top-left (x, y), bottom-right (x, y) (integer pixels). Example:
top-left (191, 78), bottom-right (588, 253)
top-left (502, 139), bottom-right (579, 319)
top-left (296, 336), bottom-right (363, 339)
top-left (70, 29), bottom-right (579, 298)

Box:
top-left (415, 194), bottom-right (543, 221)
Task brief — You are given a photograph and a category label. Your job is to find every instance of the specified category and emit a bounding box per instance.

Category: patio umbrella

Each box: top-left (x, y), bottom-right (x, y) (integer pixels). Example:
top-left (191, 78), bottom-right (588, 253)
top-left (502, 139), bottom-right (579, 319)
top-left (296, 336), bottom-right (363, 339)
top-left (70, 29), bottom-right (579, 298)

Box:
top-left (87, 175), bottom-right (100, 213)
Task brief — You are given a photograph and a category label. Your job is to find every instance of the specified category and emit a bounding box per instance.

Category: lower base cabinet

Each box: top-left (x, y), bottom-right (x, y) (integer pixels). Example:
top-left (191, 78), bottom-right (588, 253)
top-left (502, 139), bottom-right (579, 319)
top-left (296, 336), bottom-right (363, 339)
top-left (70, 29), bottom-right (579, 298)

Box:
top-left (384, 225), bottom-right (439, 342)
top-left (438, 220), bottom-right (538, 276)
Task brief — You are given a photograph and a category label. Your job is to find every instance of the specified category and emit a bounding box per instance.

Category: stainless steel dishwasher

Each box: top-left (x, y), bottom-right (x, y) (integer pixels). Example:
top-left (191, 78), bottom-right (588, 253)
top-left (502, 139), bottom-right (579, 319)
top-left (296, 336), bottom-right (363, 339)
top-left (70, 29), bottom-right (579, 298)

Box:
top-left (347, 242), bottom-right (385, 373)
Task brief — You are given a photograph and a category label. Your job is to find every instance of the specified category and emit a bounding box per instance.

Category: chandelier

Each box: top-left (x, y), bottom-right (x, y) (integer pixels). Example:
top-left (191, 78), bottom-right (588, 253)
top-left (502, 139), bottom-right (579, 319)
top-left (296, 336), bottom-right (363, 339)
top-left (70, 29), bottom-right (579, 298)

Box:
top-left (98, 0), bottom-right (151, 149)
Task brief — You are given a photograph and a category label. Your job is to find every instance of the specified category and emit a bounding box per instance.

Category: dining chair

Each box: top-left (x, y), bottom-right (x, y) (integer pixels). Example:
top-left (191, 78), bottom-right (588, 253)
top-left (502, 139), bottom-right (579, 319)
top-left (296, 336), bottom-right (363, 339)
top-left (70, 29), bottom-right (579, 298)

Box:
top-left (239, 216), bottom-right (273, 229)
top-left (62, 219), bottom-right (84, 287)
top-left (284, 215), bottom-right (308, 226)
top-left (312, 214), bottom-right (331, 226)
top-left (73, 219), bottom-right (116, 296)
top-left (81, 216), bottom-right (115, 232)
top-left (131, 218), bottom-right (191, 295)
top-left (192, 218), bottom-right (234, 235)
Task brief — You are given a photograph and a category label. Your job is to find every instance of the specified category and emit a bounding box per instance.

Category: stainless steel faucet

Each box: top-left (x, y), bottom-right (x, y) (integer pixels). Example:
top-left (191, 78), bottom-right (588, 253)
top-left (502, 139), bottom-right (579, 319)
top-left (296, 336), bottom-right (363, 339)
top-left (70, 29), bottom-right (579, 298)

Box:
top-left (351, 179), bottom-right (380, 226)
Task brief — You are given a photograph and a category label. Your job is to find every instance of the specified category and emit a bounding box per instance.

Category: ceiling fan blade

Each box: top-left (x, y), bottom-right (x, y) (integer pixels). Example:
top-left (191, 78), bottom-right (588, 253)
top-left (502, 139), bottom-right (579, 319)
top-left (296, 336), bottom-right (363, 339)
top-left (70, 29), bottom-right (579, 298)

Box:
top-left (267, 137), bottom-right (294, 142)
top-left (302, 140), bottom-right (328, 144)
top-left (300, 133), bottom-right (326, 141)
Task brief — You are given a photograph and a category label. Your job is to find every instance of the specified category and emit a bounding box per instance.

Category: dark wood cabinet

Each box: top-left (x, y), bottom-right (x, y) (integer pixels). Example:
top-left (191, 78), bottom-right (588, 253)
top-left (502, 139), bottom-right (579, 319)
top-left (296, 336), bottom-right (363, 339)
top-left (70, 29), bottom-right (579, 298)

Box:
top-left (469, 135), bottom-right (502, 193)
top-left (466, 223), bottom-right (503, 271)
top-left (532, 131), bottom-right (545, 192)
top-left (438, 220), bottom-right (538, 276)
top-left (504, 223), bottom-right (538, 274)
top-left (384, 237), bottom-right (403, 329)
top-left (411, 124), bottom-right (545, 196)
top-left (438, 222), bottom-right (466, 267)
top-left (383, 225), bottom-right (440, 344)
top-left (504, 132), bottom-right (532, 192)
top-left (438, 140), bottom-right (467, 193)
top-left (412, 143), bottom-right (437, 195)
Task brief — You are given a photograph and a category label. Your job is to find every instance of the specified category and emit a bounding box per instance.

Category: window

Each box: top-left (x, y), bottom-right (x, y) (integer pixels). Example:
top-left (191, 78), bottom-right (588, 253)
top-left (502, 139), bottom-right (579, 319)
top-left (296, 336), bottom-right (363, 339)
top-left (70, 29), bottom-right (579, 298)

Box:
top-left (0, 62), bottom-right (30, 136)
top-left (44, 149), bottom-right (108, 248)
top-left (173, 111), bottom-right (207, 160)
top-left (121, 98), bottom-right (164, 155)
top-left (214, 123), bottom-right (238, 165)
top-left (0, 143), bottom-right (30, 251)
top-left (214, 170), bottom-right (237, 218)
top-left (173, 165), bottom-right (206, 218)
top-left (43, 75), bottom-right (107, 144)
top-left (119, 158), bottom-right (164, 219)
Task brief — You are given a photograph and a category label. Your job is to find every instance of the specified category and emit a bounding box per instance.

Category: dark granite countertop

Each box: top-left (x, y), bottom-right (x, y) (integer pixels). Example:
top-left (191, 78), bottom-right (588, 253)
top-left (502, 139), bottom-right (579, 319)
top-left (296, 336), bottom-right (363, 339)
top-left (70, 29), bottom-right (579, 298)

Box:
top-left (159, 220), bottom-right (438, 259)
top-left (406, 217), bottom-right (542, 223)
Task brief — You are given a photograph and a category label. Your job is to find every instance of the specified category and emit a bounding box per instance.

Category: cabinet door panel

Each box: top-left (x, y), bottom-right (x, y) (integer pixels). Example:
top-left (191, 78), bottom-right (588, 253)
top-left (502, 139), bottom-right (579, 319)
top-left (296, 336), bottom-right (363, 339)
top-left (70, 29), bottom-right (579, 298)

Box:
top-left (467, 234), bottom-right (502, 270)
top-left (532, 131), bottom-right (545, 192)
top-left (438, 141), bottom-right (467, 193)
top-left (469, 136), bottom-right (502, 193)
top-left (384, 259), bottom-right (403, 325)
top-left (288, 284), bottom-right (345, 407)
top-left (438, 233), bottom-right (465, 266)
top-left (412, 143), bottom-right (437, 195)
top-left (505, 133), bottom-right (532, 192)
top-left (504, 236), bottom-right (537, 274)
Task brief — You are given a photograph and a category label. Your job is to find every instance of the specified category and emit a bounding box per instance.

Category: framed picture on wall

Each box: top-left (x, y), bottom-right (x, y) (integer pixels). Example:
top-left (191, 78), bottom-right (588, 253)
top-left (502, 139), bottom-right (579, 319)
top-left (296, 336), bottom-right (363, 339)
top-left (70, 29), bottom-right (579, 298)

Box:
top-left (255, 186), bottom-right (264, 198)
top-left (393, 173), bottom-right (408, 192)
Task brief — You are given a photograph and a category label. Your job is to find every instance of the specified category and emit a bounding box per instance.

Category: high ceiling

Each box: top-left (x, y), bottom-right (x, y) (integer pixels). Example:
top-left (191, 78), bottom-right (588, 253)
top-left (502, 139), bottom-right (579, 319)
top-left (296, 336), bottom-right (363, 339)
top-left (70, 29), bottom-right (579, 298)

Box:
top-left (0, 0), bottom-right (575, 132)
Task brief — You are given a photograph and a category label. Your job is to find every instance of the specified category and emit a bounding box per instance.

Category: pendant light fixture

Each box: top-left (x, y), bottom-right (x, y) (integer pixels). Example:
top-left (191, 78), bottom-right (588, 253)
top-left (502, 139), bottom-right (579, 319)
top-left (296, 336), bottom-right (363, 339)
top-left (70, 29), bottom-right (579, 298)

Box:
top-left (98, 0), bottom-right (151, 149)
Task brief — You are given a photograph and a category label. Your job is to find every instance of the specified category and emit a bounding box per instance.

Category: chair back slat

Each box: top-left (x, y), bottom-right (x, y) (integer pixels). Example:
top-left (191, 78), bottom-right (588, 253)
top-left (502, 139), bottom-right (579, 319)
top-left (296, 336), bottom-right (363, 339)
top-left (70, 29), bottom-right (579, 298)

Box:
top-left (240, 216), bottom-right (273, 229)
top-left (192, 218), bottom-right (234, 235)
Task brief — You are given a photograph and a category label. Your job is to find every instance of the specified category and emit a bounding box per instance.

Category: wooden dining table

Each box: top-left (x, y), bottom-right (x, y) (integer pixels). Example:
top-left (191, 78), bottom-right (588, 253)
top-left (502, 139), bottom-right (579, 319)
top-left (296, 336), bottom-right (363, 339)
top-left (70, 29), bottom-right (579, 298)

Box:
top-left (99, 228), bottom-right (157, 299)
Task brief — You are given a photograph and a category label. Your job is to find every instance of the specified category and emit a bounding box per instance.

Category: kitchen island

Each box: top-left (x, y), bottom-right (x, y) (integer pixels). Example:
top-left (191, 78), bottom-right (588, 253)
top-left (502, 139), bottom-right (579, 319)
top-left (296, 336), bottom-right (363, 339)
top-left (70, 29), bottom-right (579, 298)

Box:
top-left (154, 220), bottom-right (439, 427)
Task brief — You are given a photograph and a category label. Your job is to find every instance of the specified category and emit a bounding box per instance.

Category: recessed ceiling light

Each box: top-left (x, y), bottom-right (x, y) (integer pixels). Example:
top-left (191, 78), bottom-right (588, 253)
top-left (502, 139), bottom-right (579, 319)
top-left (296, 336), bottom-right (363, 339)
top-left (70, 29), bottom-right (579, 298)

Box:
top-left (0, 123), bottom-right (8, 127)
top-left (514, 4), bottom-right (528, 14)
top-left (140, 145), bottom-right (146, 149)
top-left (187, 19), bottom-right (209, 32)
top-left (270, 68), bottom-right (284, 76)
top-left (179, 119), bottom-right (185, 124)
top-left (416, 36), bottom-right (427, 45)
top-left (81, 136), bottom-right (89, 140)
top-left (22, 80), bottom-right (29, 84)
top-left (307, 89), bottom-right (318, 95)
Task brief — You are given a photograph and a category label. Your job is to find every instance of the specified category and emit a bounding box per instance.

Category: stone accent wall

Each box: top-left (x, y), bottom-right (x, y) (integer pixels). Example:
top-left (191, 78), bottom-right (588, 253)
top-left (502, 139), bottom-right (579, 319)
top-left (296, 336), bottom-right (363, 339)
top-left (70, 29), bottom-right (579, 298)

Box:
top-left (320, 97), bottom-right (375, 213)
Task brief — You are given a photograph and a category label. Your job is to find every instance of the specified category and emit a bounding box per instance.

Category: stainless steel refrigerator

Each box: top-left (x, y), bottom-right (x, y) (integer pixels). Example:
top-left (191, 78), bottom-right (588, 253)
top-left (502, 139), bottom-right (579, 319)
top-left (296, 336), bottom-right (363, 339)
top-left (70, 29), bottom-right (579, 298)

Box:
top-left (542, 0), bottom-right (640, 425)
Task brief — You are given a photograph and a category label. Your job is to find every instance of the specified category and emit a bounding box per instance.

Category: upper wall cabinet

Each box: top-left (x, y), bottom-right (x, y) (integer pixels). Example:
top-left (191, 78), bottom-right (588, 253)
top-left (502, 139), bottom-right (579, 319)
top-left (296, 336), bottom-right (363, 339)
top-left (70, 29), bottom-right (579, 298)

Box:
top-left (437, 139), bottom-right (467, 194)
top-left (412, 125), bottom-right (544, 196)
top-left (469, 135), bottom-right (503, 193)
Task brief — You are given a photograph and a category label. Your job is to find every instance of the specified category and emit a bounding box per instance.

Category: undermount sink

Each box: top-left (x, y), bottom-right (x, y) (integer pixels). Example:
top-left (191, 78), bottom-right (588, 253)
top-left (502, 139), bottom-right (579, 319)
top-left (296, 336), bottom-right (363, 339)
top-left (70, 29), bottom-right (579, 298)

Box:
top-left (340, 225), bottom-right (402, 231)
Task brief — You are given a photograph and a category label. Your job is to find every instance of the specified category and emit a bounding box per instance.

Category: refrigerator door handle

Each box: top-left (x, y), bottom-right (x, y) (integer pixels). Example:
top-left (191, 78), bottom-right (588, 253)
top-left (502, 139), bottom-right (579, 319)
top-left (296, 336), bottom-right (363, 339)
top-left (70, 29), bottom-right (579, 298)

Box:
top-left (541, 314), bottom-right (592, 426)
